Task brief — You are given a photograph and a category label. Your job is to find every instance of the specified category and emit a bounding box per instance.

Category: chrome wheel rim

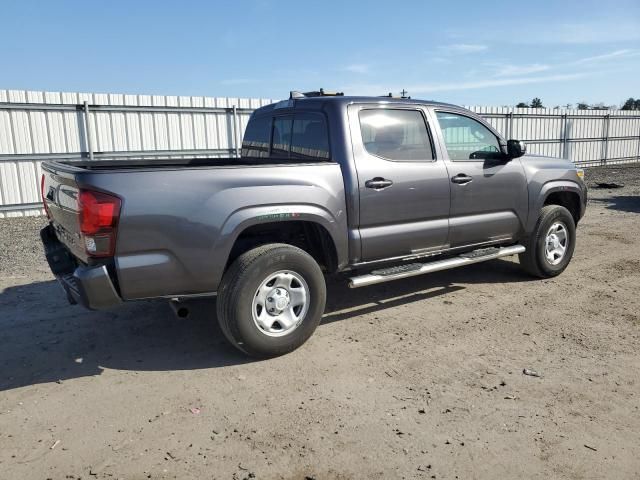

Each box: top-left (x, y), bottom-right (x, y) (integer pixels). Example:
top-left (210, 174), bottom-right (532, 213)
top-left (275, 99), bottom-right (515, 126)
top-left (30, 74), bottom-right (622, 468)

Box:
top-left (544, 222), bottom-right (569, 266)
top-left (251, 270), bottom-right (310, 337)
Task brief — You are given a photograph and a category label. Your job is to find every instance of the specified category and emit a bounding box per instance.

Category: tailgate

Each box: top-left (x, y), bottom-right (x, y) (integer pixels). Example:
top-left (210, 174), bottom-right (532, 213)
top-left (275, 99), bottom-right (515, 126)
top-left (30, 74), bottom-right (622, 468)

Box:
top-left (42, 163), bottom-right (88, 262)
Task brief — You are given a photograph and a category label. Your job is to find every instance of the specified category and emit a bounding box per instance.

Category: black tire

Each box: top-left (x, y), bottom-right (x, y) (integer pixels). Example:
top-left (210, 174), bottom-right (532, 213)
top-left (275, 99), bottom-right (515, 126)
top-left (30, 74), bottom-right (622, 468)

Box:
top-left (216, 243), bottom-right (326, 358)
top-left (519, 204), bottom-right (576, 278)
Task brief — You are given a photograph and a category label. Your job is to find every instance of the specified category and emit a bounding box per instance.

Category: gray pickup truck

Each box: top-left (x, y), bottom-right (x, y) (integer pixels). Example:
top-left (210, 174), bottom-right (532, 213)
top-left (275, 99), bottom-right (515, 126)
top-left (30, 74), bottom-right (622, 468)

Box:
top-left (40, 91), bottom-right (587, 357)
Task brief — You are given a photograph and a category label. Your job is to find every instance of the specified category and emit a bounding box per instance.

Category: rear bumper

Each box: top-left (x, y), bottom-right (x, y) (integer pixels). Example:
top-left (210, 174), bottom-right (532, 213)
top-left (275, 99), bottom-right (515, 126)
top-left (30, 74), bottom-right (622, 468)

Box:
top-left (41, 225), bottom-right (122, 310)
top-left (59, 264), bottom-right (122, 310)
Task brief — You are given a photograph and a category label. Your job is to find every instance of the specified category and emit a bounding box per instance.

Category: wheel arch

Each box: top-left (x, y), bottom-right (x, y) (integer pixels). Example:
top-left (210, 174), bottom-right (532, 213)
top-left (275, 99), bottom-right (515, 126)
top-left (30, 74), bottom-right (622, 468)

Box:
top-left (528, 180), bottom-right (583, 232)
top-left (226, 219), bottom-right (340, 272)
top-left (543, 190), bottom-right (581, 225)
top-left (210, 204), bottom-right (347, 290)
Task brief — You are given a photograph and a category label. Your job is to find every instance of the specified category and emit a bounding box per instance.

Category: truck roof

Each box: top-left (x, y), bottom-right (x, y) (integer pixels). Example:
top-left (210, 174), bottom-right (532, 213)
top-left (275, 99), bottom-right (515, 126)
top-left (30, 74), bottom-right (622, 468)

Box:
top-left (252, 95), bottom-right (461, 116)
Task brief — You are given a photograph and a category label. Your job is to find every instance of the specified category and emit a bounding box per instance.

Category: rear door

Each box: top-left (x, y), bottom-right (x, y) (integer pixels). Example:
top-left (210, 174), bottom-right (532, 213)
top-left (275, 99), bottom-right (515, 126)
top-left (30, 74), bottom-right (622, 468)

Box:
top-left (348, 104), bottom-right (451, 262)
top-left (431, 109), bottom-right (528, 248)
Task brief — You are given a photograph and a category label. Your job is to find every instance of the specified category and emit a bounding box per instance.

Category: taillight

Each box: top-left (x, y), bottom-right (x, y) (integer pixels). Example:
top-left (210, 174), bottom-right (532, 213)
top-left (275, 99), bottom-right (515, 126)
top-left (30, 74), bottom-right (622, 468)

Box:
top-left (41, 174), bottom-right (50, 219)
top-left (78, 189), bottom-right (121, 257)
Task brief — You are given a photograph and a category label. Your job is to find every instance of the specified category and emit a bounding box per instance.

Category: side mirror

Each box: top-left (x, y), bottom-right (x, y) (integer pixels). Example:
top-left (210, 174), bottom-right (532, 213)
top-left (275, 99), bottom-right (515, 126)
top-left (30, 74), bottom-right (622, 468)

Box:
top-left (507, 139), bottom-right (526, 158)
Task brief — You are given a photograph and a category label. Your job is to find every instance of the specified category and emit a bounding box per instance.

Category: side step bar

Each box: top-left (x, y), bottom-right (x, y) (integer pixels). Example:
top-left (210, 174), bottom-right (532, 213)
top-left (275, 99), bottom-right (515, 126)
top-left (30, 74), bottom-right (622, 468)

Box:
top-left (348, 245), bottom-right (525, 288)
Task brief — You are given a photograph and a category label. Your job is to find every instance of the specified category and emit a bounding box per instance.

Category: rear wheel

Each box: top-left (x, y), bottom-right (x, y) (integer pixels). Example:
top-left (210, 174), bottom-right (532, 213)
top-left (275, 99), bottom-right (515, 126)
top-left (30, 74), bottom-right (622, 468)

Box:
top-left (216, 243), bottom-right (326, 358)
top-left (519, 205), bottom-right (576, 278)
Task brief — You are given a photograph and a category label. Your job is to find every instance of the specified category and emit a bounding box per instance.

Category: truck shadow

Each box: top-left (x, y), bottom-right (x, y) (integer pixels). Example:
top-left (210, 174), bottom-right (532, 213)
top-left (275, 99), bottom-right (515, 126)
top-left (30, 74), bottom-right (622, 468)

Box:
top-left (588, 184), bottom-right (640, 213)
top-left (597, 195), bottom-right (640, 213)
top-left (0, 258), bottom-right (532, 391)
top-left (323, 256), bottom-right (531, 323)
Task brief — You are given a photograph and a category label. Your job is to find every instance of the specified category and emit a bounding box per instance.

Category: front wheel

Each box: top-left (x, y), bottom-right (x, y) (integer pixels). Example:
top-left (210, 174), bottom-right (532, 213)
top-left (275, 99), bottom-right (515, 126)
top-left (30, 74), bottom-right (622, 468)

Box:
top-left (519, 204), bottom-right (576, 278)
top-left (216, 243), bottom-right (326, 358)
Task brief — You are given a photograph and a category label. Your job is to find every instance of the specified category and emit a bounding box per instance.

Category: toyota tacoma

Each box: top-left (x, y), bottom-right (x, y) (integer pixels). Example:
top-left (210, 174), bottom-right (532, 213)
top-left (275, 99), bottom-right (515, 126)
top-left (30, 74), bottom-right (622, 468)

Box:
top-left (40, 91), bottom-right (587, 357)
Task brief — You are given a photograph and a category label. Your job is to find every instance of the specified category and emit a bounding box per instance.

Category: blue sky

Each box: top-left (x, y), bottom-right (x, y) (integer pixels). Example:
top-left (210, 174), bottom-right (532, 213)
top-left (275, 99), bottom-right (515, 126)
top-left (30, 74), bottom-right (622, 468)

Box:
top-left (1, 0), bottom-right (639, 107)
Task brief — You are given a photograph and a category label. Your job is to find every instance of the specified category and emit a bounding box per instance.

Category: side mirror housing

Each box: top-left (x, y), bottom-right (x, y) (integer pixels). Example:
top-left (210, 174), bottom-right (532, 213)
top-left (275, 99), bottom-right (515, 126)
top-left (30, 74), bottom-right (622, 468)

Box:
top-left (507, 139), bottom-right (526, 158)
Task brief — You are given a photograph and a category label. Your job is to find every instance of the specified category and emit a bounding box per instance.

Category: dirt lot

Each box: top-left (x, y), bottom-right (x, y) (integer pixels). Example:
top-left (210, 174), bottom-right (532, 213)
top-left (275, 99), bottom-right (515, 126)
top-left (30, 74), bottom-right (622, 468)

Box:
top-left (1, 165), bottom-right (639, 480)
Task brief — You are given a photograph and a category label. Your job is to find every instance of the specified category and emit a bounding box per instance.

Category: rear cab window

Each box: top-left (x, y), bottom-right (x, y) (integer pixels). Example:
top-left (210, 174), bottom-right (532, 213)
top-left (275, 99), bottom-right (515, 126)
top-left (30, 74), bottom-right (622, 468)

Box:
top-left (242, 111), bottom-right (330, 161)
top-left (290, 113), bottom-right (330, 160)
top-left (272, 117), bottom-right (293, 157)
top-left (241, 115), bottom-right (270, 157)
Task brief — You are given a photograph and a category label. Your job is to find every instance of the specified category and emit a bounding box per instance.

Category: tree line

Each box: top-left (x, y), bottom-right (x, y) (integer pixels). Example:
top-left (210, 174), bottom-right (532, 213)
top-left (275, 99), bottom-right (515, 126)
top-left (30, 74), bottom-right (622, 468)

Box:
top-left (514, 97), bottom-right (640, 110)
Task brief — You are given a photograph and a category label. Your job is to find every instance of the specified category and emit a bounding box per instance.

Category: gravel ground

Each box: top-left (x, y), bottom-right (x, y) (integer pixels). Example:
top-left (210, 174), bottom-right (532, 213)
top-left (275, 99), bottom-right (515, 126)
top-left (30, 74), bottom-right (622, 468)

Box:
top-left (0, 215), bottom-right (49, 278)
top-left (1, 164), bottom-right (639, 479)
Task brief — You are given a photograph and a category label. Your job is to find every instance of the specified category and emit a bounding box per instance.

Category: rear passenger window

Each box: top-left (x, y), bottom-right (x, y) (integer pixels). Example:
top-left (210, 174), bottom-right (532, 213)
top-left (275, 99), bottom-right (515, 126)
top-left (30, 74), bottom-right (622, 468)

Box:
top-left (359, 109), bottom-right (433, 161)
top-left (290, 114), bottom-right (330, 160)
top-left (241, 115), bottom-right (271, 157)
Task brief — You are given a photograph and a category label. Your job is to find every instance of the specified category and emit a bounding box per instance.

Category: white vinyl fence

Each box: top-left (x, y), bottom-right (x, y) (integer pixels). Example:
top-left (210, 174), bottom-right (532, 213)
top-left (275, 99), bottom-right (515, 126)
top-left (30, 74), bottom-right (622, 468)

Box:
top-left (473, 105), bottom-right (640, 168)
top-left (1, 89), bottom-right (639, 217)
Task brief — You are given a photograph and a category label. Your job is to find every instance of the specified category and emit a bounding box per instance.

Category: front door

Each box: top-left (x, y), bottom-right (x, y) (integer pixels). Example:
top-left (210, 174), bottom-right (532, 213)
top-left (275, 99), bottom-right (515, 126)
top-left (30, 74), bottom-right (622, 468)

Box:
top-left (432, 109), bottom-right (528, 248)
top-left (348, 105), bottom-right (451, 262)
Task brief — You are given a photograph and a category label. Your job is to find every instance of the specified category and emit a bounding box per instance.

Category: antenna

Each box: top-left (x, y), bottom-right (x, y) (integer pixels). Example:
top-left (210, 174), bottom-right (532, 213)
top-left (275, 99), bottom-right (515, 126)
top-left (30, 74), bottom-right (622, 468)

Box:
top-left (379, 90), bottom-right (411, 99)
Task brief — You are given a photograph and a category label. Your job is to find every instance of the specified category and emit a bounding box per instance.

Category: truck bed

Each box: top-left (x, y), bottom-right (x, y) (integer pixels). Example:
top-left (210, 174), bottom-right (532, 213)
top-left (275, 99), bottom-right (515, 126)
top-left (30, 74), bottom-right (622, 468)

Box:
top-left (41, 158), bottom-right (348, 302)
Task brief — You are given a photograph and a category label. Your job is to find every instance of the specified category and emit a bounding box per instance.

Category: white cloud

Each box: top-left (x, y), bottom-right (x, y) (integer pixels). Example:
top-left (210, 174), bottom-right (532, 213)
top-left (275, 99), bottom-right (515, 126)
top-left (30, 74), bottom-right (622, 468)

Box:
top-left (574, 49), bottom-right (640, 64)
top-left (438, 44), bottom-right (488, 54)
top-left (343, 64), bottom-right (370, 74)
top-left (487, 49), bottom-right (637, 80)
top-left (344, 73), bottom-right (588, 96)
top-left (516, 21), bottom-right (640, 44)
top-left (406, 73), bottom-right (586, 94)
top-left (494, 64), bottom-right (551, 77)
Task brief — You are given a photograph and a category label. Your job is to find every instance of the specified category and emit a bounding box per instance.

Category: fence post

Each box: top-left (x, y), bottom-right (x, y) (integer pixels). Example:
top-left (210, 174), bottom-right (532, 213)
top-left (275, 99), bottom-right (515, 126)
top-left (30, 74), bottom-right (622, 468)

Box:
top-left (508, 110), bottom-right (514, 139)
top-left (637, 118), bottom-right (640, 163)
top-left (232, 105), bottom-right (240, 158)
top-left (602, 114), bottom-right (610, 166)
top-left (561, 113), bottom-right (568, 160)
top-left (83, 101), bottom-right (94, 160)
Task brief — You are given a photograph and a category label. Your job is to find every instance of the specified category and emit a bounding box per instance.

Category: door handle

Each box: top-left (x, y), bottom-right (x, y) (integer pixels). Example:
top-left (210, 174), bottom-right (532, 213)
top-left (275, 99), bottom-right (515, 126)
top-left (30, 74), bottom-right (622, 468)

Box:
top-left (365, 177), bottom-right (394, 189)
top-left (451, 174), bottom-right (473, 185)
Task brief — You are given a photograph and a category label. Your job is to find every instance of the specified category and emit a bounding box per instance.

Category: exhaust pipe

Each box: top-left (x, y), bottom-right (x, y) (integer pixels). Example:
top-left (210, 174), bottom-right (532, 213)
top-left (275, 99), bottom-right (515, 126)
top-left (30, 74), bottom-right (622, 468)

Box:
top-left (169, 299), bottom-right (190, 319)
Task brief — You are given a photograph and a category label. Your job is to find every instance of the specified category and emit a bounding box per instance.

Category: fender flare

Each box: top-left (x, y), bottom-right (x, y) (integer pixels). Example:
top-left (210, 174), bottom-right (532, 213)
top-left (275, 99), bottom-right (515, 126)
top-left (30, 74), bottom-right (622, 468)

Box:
top-left (527, 180), bottom-right (584, 231)
top-left (208, 204), bottom-right (348, 288)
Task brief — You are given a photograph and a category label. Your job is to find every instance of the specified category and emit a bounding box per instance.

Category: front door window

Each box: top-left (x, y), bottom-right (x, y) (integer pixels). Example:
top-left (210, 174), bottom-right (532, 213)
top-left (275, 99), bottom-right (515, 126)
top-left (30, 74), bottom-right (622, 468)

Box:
top-left (435, 111), bottom-right (501, 160)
